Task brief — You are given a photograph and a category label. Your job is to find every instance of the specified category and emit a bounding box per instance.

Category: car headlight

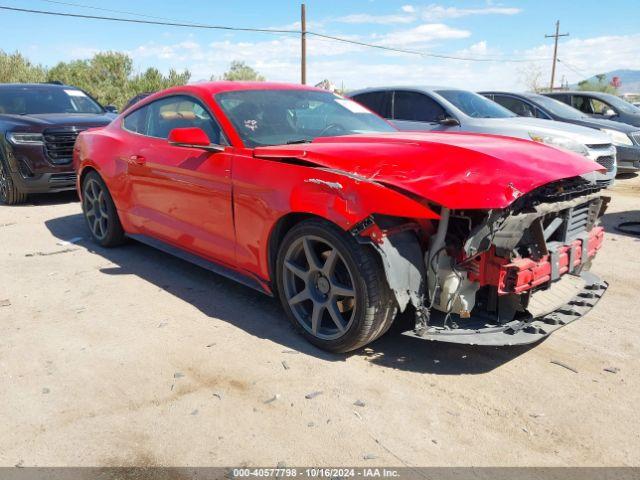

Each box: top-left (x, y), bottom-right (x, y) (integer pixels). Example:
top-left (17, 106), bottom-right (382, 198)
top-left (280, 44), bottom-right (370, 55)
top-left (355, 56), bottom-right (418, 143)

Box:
top-left (600, 128), bottom-right (633, 146)
top-left (7, 132), bottom-right (44, 145)
top-left (528, 132), bottom-right (589, 156)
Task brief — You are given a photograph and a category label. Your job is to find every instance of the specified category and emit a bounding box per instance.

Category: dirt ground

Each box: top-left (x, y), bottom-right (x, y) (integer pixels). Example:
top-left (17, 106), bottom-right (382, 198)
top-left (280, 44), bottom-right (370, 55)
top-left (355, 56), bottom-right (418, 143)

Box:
top-left (1, 175), bottom-right (639, 468)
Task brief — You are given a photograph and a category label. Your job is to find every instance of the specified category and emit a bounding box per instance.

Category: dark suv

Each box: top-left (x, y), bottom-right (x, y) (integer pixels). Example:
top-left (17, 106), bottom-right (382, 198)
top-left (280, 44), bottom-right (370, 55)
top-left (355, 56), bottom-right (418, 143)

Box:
top-left (0, 83), bottom-right (115, 205)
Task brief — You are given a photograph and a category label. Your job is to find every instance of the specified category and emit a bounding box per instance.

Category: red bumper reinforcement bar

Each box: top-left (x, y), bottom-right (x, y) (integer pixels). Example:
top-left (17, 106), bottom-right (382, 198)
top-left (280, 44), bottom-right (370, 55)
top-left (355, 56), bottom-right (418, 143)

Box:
top-left (468, 226), bottom-right (605, 295)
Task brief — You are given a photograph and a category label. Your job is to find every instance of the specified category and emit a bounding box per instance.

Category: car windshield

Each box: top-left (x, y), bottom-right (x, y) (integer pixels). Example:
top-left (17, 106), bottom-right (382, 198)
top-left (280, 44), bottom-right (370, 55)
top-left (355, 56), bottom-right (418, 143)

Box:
top-left (529, 94), bottom-right (587, 120)
top-left (596, 93), bottom-right (640, 115)
top-left (0, 86), bottom-right (104, 115)
top-left (436, 89), bottom-right (516, 118)
top-left (215, 89), bottom-right (396, 147)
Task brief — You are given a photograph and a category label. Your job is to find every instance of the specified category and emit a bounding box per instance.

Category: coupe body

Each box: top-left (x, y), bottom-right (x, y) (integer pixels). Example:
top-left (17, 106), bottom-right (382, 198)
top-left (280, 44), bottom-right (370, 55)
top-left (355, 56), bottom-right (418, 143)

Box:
top-left (74, 82), bottom-right (609, 352)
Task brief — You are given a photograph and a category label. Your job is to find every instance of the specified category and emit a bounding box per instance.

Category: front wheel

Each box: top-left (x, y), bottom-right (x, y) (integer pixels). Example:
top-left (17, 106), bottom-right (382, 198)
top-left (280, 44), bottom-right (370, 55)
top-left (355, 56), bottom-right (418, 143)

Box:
top-left (81, 171), bottom-right (125, 247)
top-left (276, 219), bottom-right (397, 353)
top-left (0, 155), bottom-right (27, 205)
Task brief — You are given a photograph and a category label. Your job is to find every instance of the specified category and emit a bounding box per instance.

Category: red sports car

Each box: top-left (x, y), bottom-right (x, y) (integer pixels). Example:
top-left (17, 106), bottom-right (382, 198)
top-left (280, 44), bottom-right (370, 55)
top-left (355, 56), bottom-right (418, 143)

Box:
top-left (74, 82), bottom-right (609, 352)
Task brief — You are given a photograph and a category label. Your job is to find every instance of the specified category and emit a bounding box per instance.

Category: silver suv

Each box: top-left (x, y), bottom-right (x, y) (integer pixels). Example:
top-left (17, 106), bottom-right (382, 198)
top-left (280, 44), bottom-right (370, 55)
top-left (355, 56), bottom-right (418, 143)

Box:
top-left (348, 87), bottom-right (616, 186)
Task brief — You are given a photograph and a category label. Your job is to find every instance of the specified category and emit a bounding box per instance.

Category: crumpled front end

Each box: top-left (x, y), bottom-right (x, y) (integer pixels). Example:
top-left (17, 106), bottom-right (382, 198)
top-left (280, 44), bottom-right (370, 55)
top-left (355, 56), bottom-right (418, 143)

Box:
top-left (361, 175), bottom-right (609, 346)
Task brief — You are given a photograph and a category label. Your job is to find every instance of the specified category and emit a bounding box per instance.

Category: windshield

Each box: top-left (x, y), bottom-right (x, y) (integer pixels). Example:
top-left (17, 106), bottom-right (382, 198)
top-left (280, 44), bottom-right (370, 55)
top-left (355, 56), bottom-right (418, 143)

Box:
top-left (0, 86), bottom-right (104, 115)
top-left (529, 94), bottom-right (587, 120)
top-left (597, 93), bottom-right (640, 115)
top-left (436, 89), bottom-right (516, 118)
top-left (215, 89), bottom-right (396, 147)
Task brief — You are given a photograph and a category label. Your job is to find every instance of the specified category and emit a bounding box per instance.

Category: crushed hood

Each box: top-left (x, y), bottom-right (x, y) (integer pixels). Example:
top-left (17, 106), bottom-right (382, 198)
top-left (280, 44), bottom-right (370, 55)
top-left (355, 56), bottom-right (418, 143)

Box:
top-left (253, 132), bottom-right (603, 210)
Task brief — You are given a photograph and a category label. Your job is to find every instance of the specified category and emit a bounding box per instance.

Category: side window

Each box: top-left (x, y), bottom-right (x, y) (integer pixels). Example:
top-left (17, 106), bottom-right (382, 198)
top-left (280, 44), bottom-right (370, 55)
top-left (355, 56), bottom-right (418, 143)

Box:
top-left (122, 105), bottom-right (150, 134)
top-left (145, 96), bottom-right (223, 144)
top-left (352, 92), bottom-right (390, 118)
top-left (534, 107), bottom-right (551, 119)
top-left (393, 91), bottom-right (446, 123)
top-left (492, 96), bottom-right (535, 117)
top-left (572, 96), bottom-right (593, 114)
top-left (590, 98), bottom-right (613, 115)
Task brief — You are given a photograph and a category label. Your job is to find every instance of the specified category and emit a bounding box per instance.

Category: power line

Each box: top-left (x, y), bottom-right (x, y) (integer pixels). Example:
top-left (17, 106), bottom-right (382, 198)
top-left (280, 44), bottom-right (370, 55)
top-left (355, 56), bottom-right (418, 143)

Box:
top-left (557, 58), bottom-right (587, 79)
top-left (39, 0), bottom-right (194, 23)
top-left (0, 5), bottom-right (300, 34)
top-left (0, 4), bottom-right (550, 63)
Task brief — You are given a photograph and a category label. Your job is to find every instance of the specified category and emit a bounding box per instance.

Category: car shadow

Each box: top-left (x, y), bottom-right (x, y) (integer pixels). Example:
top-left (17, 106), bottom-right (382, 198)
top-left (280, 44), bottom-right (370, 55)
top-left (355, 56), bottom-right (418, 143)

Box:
top-left (601, 210), bottom-right (640, 238)
top-left (44, 213), bottom-right (536, 375)
top-left (616, 172), bottom-right (638, 180)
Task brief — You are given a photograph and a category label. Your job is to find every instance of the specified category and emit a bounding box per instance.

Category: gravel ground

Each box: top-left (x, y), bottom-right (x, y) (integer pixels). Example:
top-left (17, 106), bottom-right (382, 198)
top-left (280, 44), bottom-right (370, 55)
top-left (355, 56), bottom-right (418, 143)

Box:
top-left (1, 175), bottom-right (639, 467)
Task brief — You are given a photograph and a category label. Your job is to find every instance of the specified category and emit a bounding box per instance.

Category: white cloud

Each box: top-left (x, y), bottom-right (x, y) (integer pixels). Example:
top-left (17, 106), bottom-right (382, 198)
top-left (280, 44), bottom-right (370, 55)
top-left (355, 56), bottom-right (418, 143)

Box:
top-left (335, 13), bottom-right (415, 25)
top-left (408, 4), bottom-right (521, 20)
top-left (376, 23), bottom-right (471, 47)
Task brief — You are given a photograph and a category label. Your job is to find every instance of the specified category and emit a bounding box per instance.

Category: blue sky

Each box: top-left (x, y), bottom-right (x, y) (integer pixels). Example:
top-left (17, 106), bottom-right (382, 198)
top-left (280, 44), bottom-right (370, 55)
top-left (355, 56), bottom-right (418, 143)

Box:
top-left (1, 0), bottom-right (639, 90)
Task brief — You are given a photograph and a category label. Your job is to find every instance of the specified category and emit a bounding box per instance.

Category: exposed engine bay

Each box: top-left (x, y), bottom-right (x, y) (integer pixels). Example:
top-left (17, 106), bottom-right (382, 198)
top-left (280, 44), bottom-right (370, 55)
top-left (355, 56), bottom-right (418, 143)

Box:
top-left (360, 175), bottom-right (610, 346)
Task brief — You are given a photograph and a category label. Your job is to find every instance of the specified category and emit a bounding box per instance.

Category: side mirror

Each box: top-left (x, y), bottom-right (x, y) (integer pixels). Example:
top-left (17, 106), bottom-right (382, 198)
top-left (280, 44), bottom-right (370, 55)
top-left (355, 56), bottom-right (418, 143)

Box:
top-left (603, 108), bottom-right (616, 117)
top-left (438, 116), bottom-right (460, 127)
top-left (168, 127), bottom-right (224, 152)
top-left (104, 105), bottom-right (118, 113)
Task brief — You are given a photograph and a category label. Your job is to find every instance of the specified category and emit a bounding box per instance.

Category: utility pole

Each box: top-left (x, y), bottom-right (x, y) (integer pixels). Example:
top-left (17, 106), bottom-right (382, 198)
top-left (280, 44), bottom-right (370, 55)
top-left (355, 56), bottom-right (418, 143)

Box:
top-left (301, 3), bottom-right (307, 85)
top-left (545, 20), bottom-right (569, 91)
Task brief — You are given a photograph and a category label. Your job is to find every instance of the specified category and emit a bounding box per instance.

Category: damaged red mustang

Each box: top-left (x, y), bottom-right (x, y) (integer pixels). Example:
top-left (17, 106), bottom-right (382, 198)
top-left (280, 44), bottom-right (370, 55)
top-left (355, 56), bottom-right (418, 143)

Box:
top-left (74, 82), bottom-right (609, 352)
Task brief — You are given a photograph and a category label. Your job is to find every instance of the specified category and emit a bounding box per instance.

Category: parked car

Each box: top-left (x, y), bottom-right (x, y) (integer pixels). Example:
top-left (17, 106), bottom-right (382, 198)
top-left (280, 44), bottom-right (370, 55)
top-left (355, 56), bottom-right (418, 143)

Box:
top-left (0, 83), bottom-right (116, 205)
top-left (481, 91), bottom-right (640, 172)
top-left (544, 91), bottom-right (640, 128)
top-left (75, 82), bottom-right (608, 352)
top-left (347, 87), bottom-right (616, 185)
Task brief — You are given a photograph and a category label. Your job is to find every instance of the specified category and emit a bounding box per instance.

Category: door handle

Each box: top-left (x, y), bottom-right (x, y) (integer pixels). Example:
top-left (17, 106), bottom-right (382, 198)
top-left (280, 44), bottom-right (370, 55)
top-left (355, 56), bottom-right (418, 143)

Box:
top-left (129, 155), bottom-right (146, 166)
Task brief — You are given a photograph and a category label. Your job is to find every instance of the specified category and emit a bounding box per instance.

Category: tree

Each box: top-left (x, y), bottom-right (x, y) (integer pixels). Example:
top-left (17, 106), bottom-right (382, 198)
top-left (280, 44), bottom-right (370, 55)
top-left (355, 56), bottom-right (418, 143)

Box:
top-left (0, 51), bottom-right (47, 83)
top-left (221, 61), bottom-right (265, 81)
top-left (518, 63), bottom-right (545, 92)
top-left (577, 73), bottom-right (618, 94)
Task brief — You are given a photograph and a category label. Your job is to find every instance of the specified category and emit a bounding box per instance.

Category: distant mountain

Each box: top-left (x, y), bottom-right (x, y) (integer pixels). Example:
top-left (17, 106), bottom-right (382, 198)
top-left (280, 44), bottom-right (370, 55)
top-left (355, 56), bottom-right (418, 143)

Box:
top-left (572, 69), bottom-right (640, 94)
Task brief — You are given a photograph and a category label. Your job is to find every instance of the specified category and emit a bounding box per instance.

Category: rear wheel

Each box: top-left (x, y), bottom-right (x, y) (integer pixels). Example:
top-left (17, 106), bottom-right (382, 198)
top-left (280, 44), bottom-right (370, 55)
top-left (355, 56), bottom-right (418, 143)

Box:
top-left (0, 156), bottom-right (28, 205)
top-left (81, 171), bottom-right (125, 247)
top-left (276, 219), bottom-right (397, 353)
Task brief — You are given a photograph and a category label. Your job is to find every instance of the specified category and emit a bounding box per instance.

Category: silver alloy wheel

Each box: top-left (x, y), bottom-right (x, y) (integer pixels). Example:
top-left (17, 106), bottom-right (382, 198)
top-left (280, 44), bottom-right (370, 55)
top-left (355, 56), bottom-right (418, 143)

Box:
top-left (0, 160), bottom-right (8, 201)
top-left (282, 235), bottom-right (357, 340)
top-left (83, 178), bottom-right (109, 240)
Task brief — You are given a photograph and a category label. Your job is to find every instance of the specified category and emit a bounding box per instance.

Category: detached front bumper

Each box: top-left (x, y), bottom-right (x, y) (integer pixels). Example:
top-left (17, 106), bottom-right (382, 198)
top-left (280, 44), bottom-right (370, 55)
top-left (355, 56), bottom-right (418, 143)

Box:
top-left (403, 271), bottom-right (607, 346)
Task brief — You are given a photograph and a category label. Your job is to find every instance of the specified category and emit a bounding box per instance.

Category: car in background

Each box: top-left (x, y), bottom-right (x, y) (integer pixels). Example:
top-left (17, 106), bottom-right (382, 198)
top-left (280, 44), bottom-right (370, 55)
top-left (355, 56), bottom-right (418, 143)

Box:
top-left (481, 91), bottom-right (640, 172)
top-left (0, 83), bottom-right (116, 205)
top-left (545, 91), bottom-right (640, 128)
top-left (74, 82), bottom-right (609, 351)
top-left (348, 86), bottom-right (616, 185)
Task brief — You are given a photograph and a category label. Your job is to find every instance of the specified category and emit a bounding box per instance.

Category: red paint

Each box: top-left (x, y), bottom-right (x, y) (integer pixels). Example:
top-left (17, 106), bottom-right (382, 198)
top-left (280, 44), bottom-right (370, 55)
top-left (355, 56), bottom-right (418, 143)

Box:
top-left (74, 82), bottom-right (604, 288)
top-left (468, 226), bottom-right (604, 294)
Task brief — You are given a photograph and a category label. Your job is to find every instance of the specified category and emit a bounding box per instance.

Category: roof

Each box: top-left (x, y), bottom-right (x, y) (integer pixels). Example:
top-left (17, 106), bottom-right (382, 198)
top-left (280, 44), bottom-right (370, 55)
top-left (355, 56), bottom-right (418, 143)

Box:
top-left (162, 81), bottom-right (324, 97)
top-left (347, 85), bottom-right (449, 96)
top-left (0, 82), bottom-right (75, 89)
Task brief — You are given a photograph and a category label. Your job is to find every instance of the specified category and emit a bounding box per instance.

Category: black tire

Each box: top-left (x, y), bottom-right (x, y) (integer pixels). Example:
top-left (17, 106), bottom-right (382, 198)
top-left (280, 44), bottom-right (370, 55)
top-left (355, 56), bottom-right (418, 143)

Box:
top-left (0, 154), bottom-right (28, 205)
top-left (276, 218), bottom-right (397, 353)
top-left (81, 171), bottom-right (125, 247)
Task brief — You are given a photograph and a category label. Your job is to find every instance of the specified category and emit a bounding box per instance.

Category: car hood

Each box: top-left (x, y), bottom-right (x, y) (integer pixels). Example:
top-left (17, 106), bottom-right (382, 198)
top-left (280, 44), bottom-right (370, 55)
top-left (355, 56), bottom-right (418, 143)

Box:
top-left (1, 113), bottom-right (114, 129)
top-left (470, 117), bottom-right (612, 145)
top-left (253, 131), bottom-right (603, 210)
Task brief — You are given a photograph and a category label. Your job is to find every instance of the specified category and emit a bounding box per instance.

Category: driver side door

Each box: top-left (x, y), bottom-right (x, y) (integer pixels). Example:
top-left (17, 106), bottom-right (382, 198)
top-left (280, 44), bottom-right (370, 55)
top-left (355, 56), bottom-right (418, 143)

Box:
top-left (123, 94), bottom-right (236, 267)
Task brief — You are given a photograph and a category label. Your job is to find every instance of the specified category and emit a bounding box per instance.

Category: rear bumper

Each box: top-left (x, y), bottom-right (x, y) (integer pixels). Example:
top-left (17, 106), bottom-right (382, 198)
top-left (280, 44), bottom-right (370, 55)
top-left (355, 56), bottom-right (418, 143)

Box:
top-left (403, 271), bottom-right (607, 346)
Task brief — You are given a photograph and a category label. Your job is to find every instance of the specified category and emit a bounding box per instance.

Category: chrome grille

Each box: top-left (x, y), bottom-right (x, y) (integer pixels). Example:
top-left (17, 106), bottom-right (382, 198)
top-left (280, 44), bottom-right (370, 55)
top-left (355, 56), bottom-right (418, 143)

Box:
top-left (630, 131), bottom-right (640, 145)
top-left (43, 129), bottom-right (84, 164)
top-left (595, 154), bottom-right (615, 172)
